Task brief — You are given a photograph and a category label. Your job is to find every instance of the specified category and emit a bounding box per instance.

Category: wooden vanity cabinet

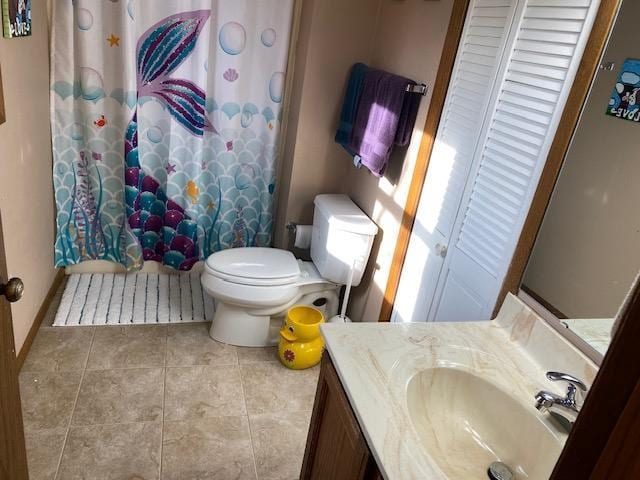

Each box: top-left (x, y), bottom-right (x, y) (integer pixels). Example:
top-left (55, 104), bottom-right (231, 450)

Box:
top-left (301, 352), bottom-right (383, 480)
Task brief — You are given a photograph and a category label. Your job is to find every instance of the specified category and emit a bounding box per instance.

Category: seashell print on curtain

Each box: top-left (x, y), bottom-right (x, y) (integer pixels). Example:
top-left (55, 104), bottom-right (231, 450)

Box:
top-left (51, 0), bottom-right (294, 270)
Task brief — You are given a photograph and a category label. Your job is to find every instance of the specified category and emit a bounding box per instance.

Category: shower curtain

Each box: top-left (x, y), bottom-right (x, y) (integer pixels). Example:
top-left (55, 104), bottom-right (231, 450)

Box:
top-left (51, 0), bottom-right (294, 270)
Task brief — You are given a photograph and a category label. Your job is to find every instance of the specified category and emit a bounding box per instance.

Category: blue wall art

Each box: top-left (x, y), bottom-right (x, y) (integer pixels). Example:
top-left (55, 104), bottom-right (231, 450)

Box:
top-left (607, 58), bottom-right (640, 123)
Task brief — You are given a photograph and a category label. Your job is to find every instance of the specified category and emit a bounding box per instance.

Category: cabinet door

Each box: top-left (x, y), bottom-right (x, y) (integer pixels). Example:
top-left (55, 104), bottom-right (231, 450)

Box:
top-left (301, 353), bottom-right (380, 480)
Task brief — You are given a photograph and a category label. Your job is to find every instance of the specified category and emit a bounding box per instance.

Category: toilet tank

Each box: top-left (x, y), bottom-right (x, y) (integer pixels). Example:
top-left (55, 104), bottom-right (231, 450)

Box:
top-left (311, 194), bottom-right (378, 286)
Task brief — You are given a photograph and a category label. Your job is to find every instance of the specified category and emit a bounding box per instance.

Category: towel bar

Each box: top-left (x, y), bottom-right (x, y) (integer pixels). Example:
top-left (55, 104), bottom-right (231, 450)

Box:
top-left (406, 83), bottom-right (428, 96)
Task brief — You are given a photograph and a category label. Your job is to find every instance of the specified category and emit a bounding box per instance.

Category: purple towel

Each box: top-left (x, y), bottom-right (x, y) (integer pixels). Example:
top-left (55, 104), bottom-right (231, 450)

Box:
top-left (349, 70), bottom-right (420, 176)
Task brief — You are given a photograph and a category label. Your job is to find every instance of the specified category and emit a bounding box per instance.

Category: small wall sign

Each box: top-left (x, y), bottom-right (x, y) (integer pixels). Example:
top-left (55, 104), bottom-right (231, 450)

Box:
top-left (607, 58), bottom-right (640, 123)
top-left (2, 0), bottom-right (31, 38)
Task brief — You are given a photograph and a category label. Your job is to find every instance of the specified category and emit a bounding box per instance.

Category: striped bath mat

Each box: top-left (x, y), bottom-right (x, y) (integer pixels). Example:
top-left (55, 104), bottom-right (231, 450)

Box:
top-left (54, 272), bottom-right (215, 326)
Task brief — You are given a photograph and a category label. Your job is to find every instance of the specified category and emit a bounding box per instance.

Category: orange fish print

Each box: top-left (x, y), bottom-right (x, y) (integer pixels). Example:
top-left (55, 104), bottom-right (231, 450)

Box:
top-left (94, 115), bottom-right (107, 128)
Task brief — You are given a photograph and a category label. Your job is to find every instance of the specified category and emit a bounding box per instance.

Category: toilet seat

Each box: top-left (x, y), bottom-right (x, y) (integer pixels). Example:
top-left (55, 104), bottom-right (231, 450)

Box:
top-left (205, 247), bottom-right (301, 287)
top-left (202, 248), bottom-right (334, 309)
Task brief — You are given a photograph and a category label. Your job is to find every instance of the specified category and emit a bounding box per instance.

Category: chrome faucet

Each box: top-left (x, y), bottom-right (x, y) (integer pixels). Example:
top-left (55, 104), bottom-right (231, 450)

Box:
top-left (534, 371), bottom-right (587, 424)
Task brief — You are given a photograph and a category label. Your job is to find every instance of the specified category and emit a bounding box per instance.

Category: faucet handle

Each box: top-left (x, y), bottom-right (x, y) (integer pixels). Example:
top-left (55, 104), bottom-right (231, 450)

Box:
top-left (546, 372), bottom-right (587, 391)
top-left (546, 371), bottom-right (587, 406)
top-left (534, 372), bottom-right (588, 427)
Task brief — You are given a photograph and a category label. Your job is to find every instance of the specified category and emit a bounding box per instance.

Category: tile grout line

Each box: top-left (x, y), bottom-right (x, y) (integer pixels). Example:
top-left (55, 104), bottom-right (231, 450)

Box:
top-left (238, 363), bottom-right (260, 480)
top-left (82, 365), bottom-right (170, 372)
top-left (59, 418), bottom-right (167, 429)
top-left (53, 326), bottom-right (97, 480)
top-left (159, 329), bottom-right (168, 479)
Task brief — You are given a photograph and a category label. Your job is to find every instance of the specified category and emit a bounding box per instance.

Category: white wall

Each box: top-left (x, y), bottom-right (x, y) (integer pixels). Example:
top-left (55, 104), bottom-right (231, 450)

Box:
top-left (0, 1), bottom-right (58, 351)
top-left (274, 0), bottom-right (381, 248)
top-left (340, 0), bottom-right (454, 321)
top-left (276, 0), bottom-right (454, 322)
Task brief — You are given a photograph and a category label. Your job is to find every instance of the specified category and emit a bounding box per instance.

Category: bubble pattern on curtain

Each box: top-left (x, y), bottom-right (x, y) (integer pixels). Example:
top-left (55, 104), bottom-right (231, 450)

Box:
top-left (51, 0), bottom-right (293, 270)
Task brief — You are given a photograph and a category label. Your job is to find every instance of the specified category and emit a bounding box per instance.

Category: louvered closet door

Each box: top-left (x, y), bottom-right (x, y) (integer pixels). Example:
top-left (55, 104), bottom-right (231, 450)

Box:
top-left (429, 0), bottom-right (601, 321)
top-left (392, 0), bottom-right (519, 323)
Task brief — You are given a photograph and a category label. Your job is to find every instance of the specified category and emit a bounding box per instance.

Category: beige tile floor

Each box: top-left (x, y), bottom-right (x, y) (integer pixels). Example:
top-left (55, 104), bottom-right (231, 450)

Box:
top-left (20, 279), bottom-right (319, 480)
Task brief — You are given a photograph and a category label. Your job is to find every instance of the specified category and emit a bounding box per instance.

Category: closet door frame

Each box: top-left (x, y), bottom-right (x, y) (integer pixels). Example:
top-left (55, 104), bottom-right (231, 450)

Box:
top-left (380, 0), bottom-right (622, 322)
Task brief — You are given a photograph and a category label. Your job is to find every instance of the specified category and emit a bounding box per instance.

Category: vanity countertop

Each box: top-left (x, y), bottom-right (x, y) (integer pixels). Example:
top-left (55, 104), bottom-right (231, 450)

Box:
top-left (319, 294), bottom-right (598, 480)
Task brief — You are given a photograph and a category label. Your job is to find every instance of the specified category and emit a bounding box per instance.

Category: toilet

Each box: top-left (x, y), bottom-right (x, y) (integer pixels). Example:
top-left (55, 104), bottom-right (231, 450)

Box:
top-left (201, 194), bottom-right (378, 346)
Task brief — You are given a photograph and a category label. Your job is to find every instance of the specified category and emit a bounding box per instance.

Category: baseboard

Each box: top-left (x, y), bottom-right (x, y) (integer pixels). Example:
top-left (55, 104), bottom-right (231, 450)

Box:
top-left (17, 269), bottom-right (65, 370)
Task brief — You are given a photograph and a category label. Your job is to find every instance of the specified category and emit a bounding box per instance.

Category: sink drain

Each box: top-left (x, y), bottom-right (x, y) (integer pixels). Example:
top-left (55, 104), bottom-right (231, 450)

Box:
top-left (487, 461), bottom-right (514, 480)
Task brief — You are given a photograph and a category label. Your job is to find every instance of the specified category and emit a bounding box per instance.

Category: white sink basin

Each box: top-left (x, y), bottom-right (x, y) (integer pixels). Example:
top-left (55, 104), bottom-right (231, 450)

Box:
top-left (407, 366), bottom-right (563, 479)
top-left (320, 302), bottom-right (597, 479)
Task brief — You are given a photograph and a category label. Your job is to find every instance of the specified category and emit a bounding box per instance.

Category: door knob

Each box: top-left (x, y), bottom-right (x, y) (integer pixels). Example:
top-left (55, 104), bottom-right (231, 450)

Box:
top-left (1, 277), bottom-right (24, 302)
top-left (434, 244), bottom-right (448, 258)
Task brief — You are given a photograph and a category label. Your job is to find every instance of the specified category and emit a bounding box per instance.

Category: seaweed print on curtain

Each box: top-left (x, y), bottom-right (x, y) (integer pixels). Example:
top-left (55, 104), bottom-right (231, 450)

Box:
top-left (51, 1), bottom-right (294, 270)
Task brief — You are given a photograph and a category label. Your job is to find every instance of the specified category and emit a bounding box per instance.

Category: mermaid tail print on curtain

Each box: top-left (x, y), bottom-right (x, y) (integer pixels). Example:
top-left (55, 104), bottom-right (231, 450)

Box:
top-left (51, 1), bottom-right (295, 270)
top-left (125, 11), bottom-right (213, 270)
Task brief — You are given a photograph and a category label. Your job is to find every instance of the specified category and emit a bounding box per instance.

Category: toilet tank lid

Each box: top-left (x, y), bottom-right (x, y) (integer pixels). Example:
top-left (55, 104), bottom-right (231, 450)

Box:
top-left (205, 248), bottom-right (301, 281)
top-left (314, 194), bottom-right (378, 235)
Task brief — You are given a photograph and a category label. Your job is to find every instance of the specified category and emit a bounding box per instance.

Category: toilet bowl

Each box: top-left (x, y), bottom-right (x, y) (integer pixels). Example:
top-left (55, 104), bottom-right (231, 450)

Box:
top-left (201, 247), bottom-right (340, 346)
top-left (201, 194), bottom-right (378, 347)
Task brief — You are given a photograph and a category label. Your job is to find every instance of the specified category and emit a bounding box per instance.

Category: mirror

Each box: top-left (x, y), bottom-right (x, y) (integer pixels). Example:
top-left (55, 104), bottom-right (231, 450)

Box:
top-left (521, 0), bottom-right (640, 358)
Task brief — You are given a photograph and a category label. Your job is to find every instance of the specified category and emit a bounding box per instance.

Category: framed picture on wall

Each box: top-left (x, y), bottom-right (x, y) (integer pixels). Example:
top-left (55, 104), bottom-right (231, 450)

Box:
top-left (2, 0), bottom-right (31, 38)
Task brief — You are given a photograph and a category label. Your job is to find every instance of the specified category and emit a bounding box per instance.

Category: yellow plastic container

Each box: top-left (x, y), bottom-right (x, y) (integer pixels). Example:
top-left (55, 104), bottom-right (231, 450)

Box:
top-left (278, 305), bottom-right (325, 370)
